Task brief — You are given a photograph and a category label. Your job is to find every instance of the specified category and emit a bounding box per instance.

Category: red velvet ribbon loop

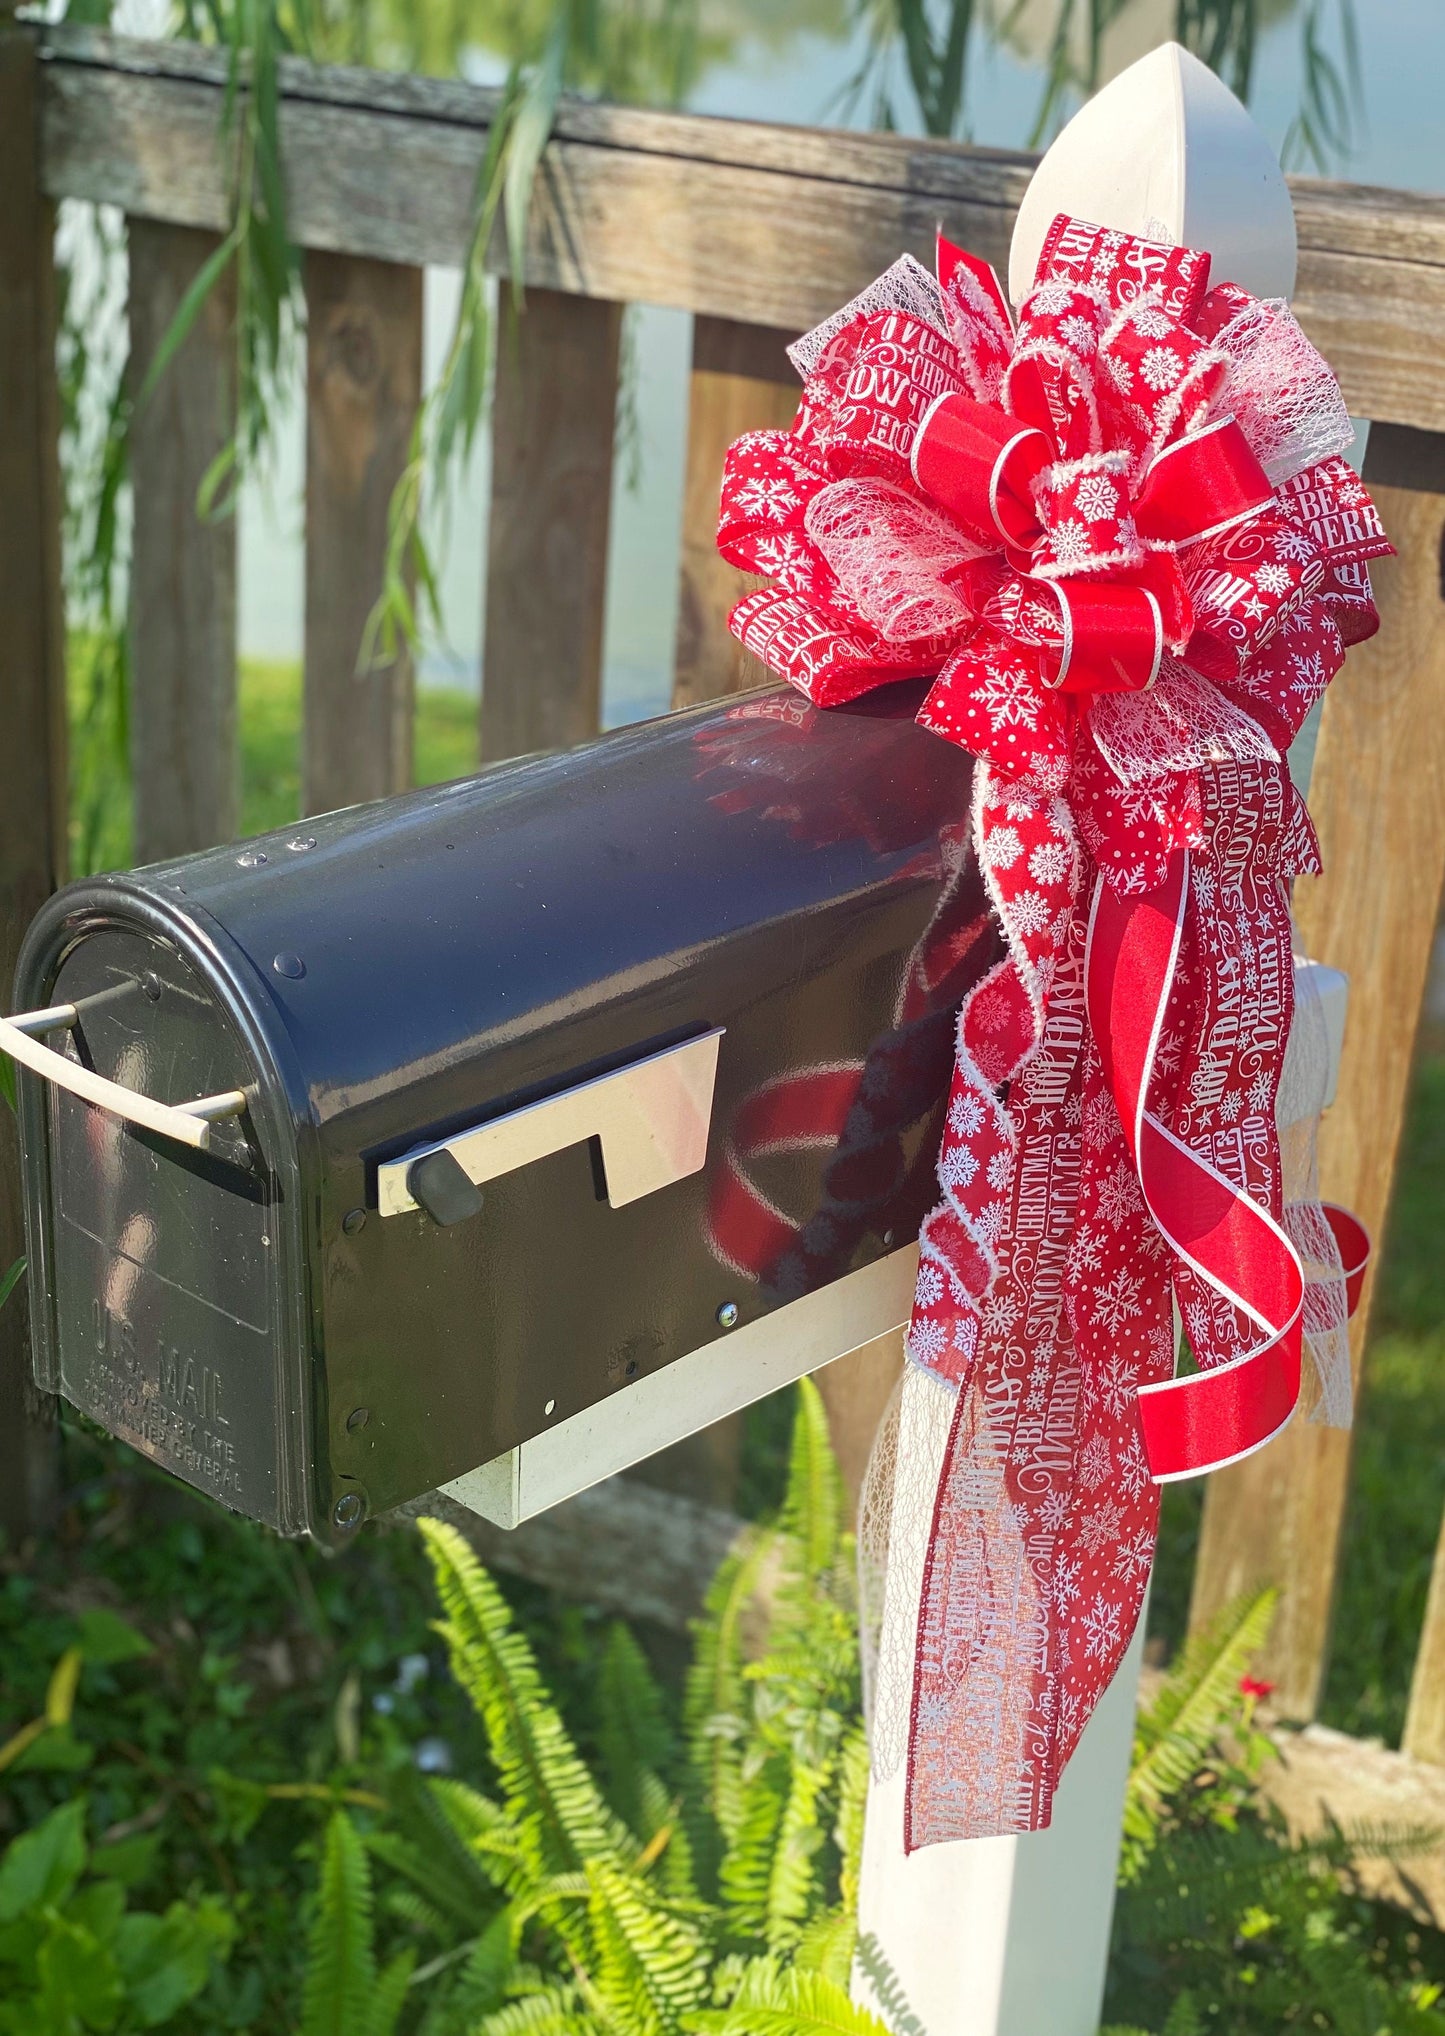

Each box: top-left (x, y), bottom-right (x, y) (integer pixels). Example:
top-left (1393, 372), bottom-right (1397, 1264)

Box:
top-left (1133, 417), bottom-right (1274, 547)
top-left (1046, 579), bottom-right (1164, 695)
top-left (911, 392), bottom-right (1050, 552)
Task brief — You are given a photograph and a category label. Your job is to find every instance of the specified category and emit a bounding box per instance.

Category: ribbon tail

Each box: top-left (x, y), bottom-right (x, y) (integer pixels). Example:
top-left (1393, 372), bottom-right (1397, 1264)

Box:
top-left (1084, 855), bottom-right (1306, 1480)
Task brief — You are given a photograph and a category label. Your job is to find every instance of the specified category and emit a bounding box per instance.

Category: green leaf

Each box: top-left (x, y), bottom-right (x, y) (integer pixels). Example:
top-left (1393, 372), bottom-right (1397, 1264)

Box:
top-left (76, 1609), bottom-right (153, 1666)
top-left (36, 1914), bottom-right (124, 2029)
top-left (781, 1378), bottom-right (842, 1585)
top-left (301, 1813), bottom-right (376, 2036)
top-left (0, 1258), bottom-right (26, 1317)
top-left (133, 225), bottom-right (242, 412)
top-left (688, 1959), bottom-right (894, 2035)
top-left (89, 1833), bottom-right (161, 1891)
top-left (503, 10), bottom-right (569, 303)
top-left (0, 1799), bottom-right (89, 1920)
top-left (5, 1724), bottom-right (95, 1775)
top-left (116, 1897), bottom-right (232, 2027)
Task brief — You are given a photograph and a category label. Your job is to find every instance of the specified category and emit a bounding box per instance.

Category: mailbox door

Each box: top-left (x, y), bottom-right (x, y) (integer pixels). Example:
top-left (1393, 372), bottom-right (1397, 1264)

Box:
top-left (17, 914), bottom-right (311, 1536)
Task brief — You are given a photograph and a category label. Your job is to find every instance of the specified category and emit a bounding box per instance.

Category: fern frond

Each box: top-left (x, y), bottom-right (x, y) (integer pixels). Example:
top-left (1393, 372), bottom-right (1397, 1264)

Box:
top-left (684, 1523), bottom-right (776, 1849)
top-left (833, 1725), bottom-right (870, 1927)
top-left (687, 1959), bottom-right (893, 2034)
top-left (718, 1753), bottom-right (787, 1935)
top-left (781, 1377), bottom-right (842, 1585)
top-left (584, 1857), bottom-right (713, 2036)
top-left (446, 1900), bottom-right (529, 2023)
top-left (370, 1949), bottom-right (417, 2036)
top-left (1124, 1587), bottom-right (1276, 1868)
top-left (598, 1622), bottom-right (675, 1838)
top-left (475, 1981), bottom-right (596, 2036)
top-left (794, 1905), bottom-right (857, 1989)
top-left (302, 1812), bottom-right (377, 2036)
top-left (764, 1754), bottom-right (831, 1951)
top-left (418, 1519), bottom-right (632, 1880)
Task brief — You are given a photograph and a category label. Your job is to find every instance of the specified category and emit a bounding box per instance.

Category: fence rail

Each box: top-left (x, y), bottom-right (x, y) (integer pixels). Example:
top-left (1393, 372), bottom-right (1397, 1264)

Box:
top-left (6, 16), bottom-right (1445, 1881)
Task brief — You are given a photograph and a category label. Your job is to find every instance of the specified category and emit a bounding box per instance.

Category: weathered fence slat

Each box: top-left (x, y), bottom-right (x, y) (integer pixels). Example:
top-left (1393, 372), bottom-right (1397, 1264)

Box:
top-left (303, 251), bottom-right (422, 815)
top-left (1404, 1506), bottom-right (1445, 1762)
top-left (34, 25), bottom-right (1445, 437)
top-left (0, 12), bottom-right (67, 1542)
top-left (1189, 425), bottom-right (1445, 1717)
top-left (127, 219), bottom-right (238, 861)
top-left (481, 287), bottom-right (621, 763)
top-left (672, 315), bottom-right (798, 713)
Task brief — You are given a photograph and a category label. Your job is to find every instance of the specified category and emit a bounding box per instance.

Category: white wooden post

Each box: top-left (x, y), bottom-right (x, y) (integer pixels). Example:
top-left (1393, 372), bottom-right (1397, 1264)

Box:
top-left (854, 47), bottom-right (1315, 2034)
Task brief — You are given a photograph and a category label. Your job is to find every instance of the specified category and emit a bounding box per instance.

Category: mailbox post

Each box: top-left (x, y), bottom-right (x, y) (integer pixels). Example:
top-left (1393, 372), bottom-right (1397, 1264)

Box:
top-left (849, 46), bottom-right (1346, 2035)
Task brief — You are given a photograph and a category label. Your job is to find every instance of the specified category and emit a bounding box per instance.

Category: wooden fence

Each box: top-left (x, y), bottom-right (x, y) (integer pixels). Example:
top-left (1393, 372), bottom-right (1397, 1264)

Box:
top-left (5, 12), bottom-right (1445, 1856)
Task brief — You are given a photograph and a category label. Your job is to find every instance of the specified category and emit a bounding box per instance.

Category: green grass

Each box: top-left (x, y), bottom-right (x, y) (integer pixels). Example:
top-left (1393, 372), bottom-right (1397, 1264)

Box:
top-left (70, 651), bottom-right (480, 876)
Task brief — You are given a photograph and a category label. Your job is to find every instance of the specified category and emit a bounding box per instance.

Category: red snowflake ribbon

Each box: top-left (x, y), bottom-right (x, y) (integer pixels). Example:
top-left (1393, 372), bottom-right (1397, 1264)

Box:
top-left (716, 216), bottom-right (1389, 1845)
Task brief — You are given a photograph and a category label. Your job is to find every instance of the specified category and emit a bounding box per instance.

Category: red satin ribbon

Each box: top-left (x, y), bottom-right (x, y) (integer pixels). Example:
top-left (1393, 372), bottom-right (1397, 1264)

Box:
top-left (910, 393), bottom-right (1049, 553)
top-left (1134, 417), bottom-right (1274, 545)
top-left (1085, 854), bottom-right (1308, 1479)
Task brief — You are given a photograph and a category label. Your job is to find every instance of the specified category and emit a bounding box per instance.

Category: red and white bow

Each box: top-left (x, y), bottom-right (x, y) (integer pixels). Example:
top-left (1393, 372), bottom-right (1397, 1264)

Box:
top-left (718, 216), bottom-right (1389, 1845)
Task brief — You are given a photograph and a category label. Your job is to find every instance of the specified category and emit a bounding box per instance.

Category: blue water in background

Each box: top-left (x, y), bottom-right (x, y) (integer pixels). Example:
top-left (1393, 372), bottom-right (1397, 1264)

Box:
top-left (234, 0), bottom-right (1444, 735)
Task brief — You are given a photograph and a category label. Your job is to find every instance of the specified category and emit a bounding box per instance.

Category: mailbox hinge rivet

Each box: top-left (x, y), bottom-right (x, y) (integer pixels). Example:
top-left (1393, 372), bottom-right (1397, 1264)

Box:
top-left (342, 1208), bottom-right (366, 1236)
top-left (333, 1490), bottom-right (366, 1530)
top-left (716, 1301), bottom-right (739, 1330)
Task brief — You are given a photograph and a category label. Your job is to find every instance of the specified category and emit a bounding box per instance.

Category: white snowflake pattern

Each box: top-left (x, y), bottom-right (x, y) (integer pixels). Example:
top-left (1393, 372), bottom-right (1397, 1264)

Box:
top-left (1182, 1299), bottom-right (1215, 1354)
top-left (1097, 1161), bottom-right (1143, 1229)
top-left (948, 1091), bottom-right (986, 1137)
top-left (1039, 1489), bottom-right (1071, 1533)
top-left (1099, 1262), bottom-right (1139, 1343)
top-left (1084, 1091), bottom-right (1120, 1147)
top-left (1192, 865), bottom-right (1217, 911)
top-left (986, 1150), bottom-right (1012, 1194)
top-left (1139, 344), bottom-right (1184, 391)
top-left (1112, 1531), bottom-right (1154, 1582)
top-left (734, 475), bottom-right (800, 524)
top-left (1289, 650), bottom-right (1326, 699)
top-left (1051, 1556), bottom-right (1083, 1609)
top-left (1130, 305), bottom-right (1174, 339)
top-left (1068, 1223), bottom-right (1104, 1278)
top-left (1046, 518), bottom-right (1094, 570)
top-left (1100, 1350), bottom-right (1141, 1417)
top-left (1029, 280), bottom-right (1076, 317)
top-left (1059, 314), bottom-right (1099, 355)
top-left (1078, 1498), bottom-right (1125, 1556)
top-left (1217, 1087), bottom-right (1245, 1124)
top-left (1103, 350), bottom-right (1134, 392)
top-left (981, 1290), bottom-right (1020, 1336)
top-left (914, 1261), bottom-right (944, 1309)
top-left (941, 1145), bottom-right (980, 1192)
top-left (1117, 1435), bottom-right (1149, 1498)
top-left (976, 1199), bottom-right (1008, 1246)
top-left (1079, 1432), bottom-right (1113, 1491)
top-left (1008, 889), bottom-right (1053, 937)
top-left (752, 532), bottom-right (808, 584)
top-left (982, 825), bottom-right (1024, 869)
top-left (1028, 840), bottom-right (1074, 886)
top-left (906, 1316), bottom-right (948, 1368)
top-left (1248, 1070), bottom-right (1274, 1112)
top-left (978, 670), bottom-right (1040, 730)
top-left (1074, 473), bottom-right (1121, 521)
top-left (1082, 1595), bottom-right (1124, 1660)
top-left (1272, 526), bottom-right (1317, 565)
top-left (1255, 562), bottom-right (1293, 595)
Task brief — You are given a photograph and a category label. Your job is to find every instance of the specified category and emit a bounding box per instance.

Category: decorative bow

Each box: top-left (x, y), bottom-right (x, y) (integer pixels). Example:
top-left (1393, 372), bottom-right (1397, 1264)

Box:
top-left (717, 217), bottom-right (1391, 1848)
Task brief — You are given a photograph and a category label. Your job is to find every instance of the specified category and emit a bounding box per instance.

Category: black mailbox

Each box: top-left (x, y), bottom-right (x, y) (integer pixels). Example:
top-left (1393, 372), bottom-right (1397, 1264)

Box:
top-left (12, 686), bottom-right (993, 1545)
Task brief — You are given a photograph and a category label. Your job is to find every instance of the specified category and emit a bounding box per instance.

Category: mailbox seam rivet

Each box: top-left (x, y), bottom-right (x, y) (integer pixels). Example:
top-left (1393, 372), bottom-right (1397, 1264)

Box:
top-left (346, 1406), bottom-right (370, 1433)
top-left (544, 1398), bottom-right (556, 1417)
top-left (333, 1491), bottom-right (365, 1529)
top-left (288, 836), bottom-right (316, 853)
top-left (236, 849), bottom-right (267, 868)
top-left (273, 952), bottom-right (306, 980)
top-left (342, 1207), bottom-right (366, 1236)
top-left (716, 1301), bottom-right (739, 1330)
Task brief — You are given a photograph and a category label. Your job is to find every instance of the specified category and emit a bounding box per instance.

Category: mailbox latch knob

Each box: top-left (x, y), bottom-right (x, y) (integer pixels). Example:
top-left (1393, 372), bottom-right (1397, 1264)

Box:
top-left (407, 1148), bottom-right (486, 1227)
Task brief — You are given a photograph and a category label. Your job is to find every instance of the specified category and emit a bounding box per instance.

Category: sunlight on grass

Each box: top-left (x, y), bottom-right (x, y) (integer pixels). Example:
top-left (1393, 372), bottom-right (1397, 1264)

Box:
top-left (70, 651), bottom-right (480, 874)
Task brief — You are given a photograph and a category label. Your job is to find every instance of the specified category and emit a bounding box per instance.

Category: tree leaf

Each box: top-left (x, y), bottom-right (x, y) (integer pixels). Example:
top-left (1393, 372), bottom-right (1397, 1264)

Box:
top-left (0, 1798), bottom-right (89, 1921)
